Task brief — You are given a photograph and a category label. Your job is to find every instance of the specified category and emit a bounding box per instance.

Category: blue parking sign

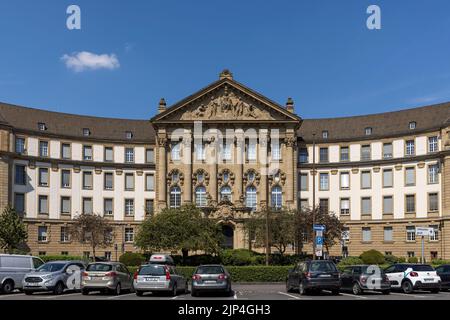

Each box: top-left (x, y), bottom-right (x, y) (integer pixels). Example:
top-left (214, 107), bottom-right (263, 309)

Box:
top-left (316, 236), bottom-right (323, 245)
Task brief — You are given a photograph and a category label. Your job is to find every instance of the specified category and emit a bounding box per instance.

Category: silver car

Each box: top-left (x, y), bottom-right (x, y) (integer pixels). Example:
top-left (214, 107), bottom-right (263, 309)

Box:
top-left (134, 264), bottom-right (188, 296)
top-left (81, 262), bottom-right (134, 295)
top-left (1, 254), bottom-right (44, 294)
top-left (22, 260), bottom-right (86, 295)
top-left (191, 265), bottom-right (232, 296)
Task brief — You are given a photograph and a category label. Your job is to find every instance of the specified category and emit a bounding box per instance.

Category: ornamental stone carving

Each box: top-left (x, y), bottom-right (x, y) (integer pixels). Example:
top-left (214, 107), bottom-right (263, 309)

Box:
top-left (167, 169), bottom-right (184, 186)
top-left (192, 169), bottom-right (209, 186)
top-left (157, 137), bottom-right (168, 147)
top-left (243, 169), bottom-right (261, 186)
top-left (217, 169), bottom-right (235, 187)
top-left (268, 169), bottom-right (286, 186)
top-left (284, 136), bottom-right (296, 147)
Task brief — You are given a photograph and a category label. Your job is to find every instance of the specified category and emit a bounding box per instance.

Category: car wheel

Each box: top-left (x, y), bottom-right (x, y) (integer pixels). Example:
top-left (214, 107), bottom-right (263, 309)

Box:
top-left (298, 282), bottom-right (306, 295)
top-left (430, 289), bottom-right (440, 294)
top-left (382, 290), bottom-right (390, 295)
top-left (53, 282), bottom-right (64, 295)
top-left (191, 289), bottom-right (197, 297)
top-left (81, 289), bottom-right (89, 295)
top-left (1, 280), bottom-right (14, 294)
top-left (286, 281), bottom-right (292, 293)
top-left (24, 290), bottom-right (33, 295)
top-left (172, 284), bottom-right (177, 297)
top-left (331, 289), bottom-right (340, 295)
top-left (402, 281), bottom-right (413, 294)
top-left (352, 283), bottom-right (362, 295)
top-left (135, 290), bottom-right (143, 297)
top-left (114, 283), bottom-right (121, 296)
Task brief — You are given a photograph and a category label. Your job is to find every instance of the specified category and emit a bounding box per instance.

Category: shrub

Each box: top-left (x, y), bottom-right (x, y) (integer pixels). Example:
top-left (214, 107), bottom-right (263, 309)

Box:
top-left (360, 250), bottom-right (385, 265)
top-left (431, 259), bottom-right (450, 266)
top-left (219, 249), bottom-right (260, 266)
top-left (336, 256), bottom-right (364, 271)
top-left (397, 256), bottom-right (406, 263)
top-left (172, 254), bottom-right (221, 266)
top-left (39, 255), bottom-right (86, 263)
top-left (384, 254), bottom-right (401, 265)
top-left (407, 256), bottom-right (419, 263)
top-left (119, 252), bottom-right (146, 266)
top-left (176, 266), bottom-right (292, 282)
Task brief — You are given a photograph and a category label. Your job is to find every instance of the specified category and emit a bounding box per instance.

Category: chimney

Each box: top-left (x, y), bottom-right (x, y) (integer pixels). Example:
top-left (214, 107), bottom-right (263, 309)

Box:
top-left (158, 98), bottom-right (166, 113)
top-left (286, 97), bottom-right (294, 113)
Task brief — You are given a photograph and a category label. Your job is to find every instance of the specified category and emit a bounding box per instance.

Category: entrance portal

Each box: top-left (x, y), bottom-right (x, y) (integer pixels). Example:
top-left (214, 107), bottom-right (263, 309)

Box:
top-left (221, 225), bottom-right (234, 249)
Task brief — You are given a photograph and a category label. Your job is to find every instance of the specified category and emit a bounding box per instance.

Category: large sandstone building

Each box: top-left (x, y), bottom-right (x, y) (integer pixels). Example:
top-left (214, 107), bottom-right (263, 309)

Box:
top-left (0, 70), bottom-right (449, 260)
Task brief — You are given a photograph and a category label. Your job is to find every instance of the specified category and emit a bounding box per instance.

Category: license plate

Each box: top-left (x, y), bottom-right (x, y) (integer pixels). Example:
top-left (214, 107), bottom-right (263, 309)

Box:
top-left (204, 280), bottom-right (216, 284)
top-left (145, 277), bottom-right (158, 282)
top-left (424, 278), bottom-right (434, 282)
top-left (27, 283), bottom-right (40, 286)
top-left (319, 274), bottom-right (331, 278)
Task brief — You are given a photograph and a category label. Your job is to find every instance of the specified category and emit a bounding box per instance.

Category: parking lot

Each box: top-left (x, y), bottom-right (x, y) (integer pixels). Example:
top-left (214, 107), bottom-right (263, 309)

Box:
top-left (1, 283), bottom-right (450, 300)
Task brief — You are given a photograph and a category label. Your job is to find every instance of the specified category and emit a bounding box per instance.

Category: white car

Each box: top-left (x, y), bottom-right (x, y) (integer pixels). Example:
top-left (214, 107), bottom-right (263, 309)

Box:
top-left (384, 264), bottom-right (441, 294)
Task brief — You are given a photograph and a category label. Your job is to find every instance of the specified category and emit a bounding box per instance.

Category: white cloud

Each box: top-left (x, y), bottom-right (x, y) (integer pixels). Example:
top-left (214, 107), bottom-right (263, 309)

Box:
top-left (61, 51), bottom-right (120, 72)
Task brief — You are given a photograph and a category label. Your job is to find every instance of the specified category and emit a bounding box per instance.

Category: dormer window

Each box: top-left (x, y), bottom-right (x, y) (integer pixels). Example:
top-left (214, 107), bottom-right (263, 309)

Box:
top-left (125, 131), bottom-right (133, 139)
top-left (322, 130), bottom-right (328, 139)
top-left (409, 121), bottom-right (416, 130)
top-left (83, 128), bottom-right (91, 136)
top-left (38, 122), bottom-right (46, 131)
top-left (365, 127), bottom-right (372, 136)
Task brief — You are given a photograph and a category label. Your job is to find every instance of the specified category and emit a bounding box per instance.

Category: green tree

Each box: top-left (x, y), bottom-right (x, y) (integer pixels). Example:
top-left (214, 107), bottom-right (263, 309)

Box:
top-left (69, 213), bottom-right (114, 261)
top-left (0, 205), bottom-right (28, 253)
top-left (135, 204), bottom-right (222, 261)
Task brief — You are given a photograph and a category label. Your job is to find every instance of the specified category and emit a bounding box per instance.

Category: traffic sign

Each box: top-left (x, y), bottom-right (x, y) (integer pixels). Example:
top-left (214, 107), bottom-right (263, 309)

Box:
top-left (315, 249), bottom-right (323, 257)
top-left (316, 236), bottom-right (323, 245)
top-left (316, 230), bottom-right (323, 237)
top-left (313, 224), bottom-right (326, 231)
top-left (416, 227), bottom-right (435, 237)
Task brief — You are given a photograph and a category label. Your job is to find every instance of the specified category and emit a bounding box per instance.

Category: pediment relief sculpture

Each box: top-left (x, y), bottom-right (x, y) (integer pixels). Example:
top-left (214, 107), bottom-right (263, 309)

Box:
top-left (181, 91), bottom-right (273, 121)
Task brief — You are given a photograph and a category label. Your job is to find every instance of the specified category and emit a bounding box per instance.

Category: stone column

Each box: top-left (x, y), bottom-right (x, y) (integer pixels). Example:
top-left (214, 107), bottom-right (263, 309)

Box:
top-left (285, 133), bottom-right (296, 209)
top-left (183, 131), bottom-right (192, 204)
top-left (235, 130), bottom-right (244, 205)
top-left (157, 133), bottom-right (167, 211)
top-left (259, 129), bottom-right (269, 209)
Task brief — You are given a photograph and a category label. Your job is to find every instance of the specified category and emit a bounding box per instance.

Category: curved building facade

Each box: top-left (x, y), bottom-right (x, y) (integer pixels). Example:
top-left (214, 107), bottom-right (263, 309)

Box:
top-left (1, 70), bottom-right (449, 260)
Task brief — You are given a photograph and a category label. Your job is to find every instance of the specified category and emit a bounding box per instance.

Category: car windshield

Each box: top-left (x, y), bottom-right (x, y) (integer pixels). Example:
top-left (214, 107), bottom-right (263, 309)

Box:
top-left (87, 264), bottom-right (113, 272)
top-left (310, 262), bottom-right (337, 272)
top-left (37, 263), bottom-right (66, 273)
top-left (196, 266), bottom-right (224, 274)
top-left (412, 265), bottom-right (434, 272)
top-left (139, 265), bottom-right (166, 276)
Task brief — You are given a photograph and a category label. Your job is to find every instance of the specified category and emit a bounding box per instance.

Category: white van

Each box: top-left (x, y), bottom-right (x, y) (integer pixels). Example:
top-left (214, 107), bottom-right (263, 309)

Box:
top-left (0, 254), bottom-right (44, 294)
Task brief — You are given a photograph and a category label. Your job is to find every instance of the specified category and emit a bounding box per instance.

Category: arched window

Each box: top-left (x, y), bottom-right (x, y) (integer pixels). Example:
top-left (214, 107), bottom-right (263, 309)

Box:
top-left (170, 186), bottom-right (181, 208)
top-left (271, 186), bottom-right (282, 210)
top-left (195, 186), bottom-right (207, 207)
top-left (220, 186), bottom-right (232, 202)
top-left (246, 186), bottom-right (257, 211)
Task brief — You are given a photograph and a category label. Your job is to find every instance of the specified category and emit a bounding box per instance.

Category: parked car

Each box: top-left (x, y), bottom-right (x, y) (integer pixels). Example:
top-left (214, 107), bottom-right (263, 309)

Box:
top-left (435, 265), bottom-right (450, 291)
top-left (191, 264), bottom-right (232, 297)
top-left (384, 264), bottom-right (441, 294)
top-left (22, 260), bottom-right (86, 295)
top-left (134, 264), bottom-right (188, 296)
top-left (148, 254), bottom-right (175, 265)
top-left (0, 254), bottom-right (44, 294)
top-left (340, 265), bottom-right (391, 295)
top-left (286, 260), bottom-right (341, 295)
top-left (81, 262), bottom-right (134, 295)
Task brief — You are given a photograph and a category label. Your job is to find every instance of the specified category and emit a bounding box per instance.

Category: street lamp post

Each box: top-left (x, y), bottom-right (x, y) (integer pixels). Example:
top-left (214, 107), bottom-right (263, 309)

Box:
top-left (312, 133), bottom-right (316, 260)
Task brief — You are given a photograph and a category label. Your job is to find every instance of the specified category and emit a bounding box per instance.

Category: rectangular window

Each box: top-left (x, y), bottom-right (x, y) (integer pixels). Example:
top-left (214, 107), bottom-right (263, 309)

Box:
top-left (247, 141), bottom-right (257, 161)
top-left (38, 168), bottom-right (49, 187)
top-left (125, 199), bottom-right (134, 216)
top-left (61, 143), bottom-right (71, 159)
top-left (361, 170), bottom-right (371, 189)
top-left (145, 148), bottom-right (154, 163)
top-left (145, 174), bottom-right (154, 191)
top-left (405, 194), bottom-right (415, 213)
top-left (83, 145), bottom-right (93, 161)
top-left (340, 198), bottom-right (350, 215)
top-left (383, 143), bottom-right (393, 159)
top-left (15, 164), bottom-right (26, 185)
top-left (61, 169), bottom-right (71, 188)
top-left (362, 227), bottom-right (371, 242)
top-left (125, 148), bottom-right (134, 163)
top-left (383, 169), bottom-right (393, 188)
top-left (428, 164), bottom-right (439, 184)
top-left (104, 147), bottom-right (114, 162)
top-left (104, 172), bottom-right (114, 190)
top-left (125, 173), bottom-right (134, 190)
top-left (38, 195), bottom-right (48, 214)
top-left (407, 251), bottom-right (415, 258)
top-left (61, 196), bottom-right (71, 214)
top-left (406, 226), bottom-right (416, 241)
top-left (361, 145), bottom-right (371, 161)
top-left (221, 143), bottom-right (232, 161)
top-left (405, 140), bottom-right (415, 156)
top-left (15, 137), bottom-right (26, 154)
top-left (405, 167), bottom-right (415, 186)
top-left (171, 142), bottom-right (181, 161)
top-left (271, 142), bottom-right (281, 160)
top-left (340, 147), bottom-right (349, 162)
top-left (145, 199), bottom-right (154, 215)
top-left (361, 197), bottom-right (371, 215)
top-left (340, 172), bottom-right (350, 189)
top-left (428, 193), bottom-right (438, 212)
top-left (104, 198), bottom-right (113, 215)
top-left (430, 225), bottom-right (439, 241)
top-left (319, 199), bottom-right (329, 214)
top-left (83, 171), bottom-right (93, 189)
top-left (383, 196), bottom-right (393, 214)
top-left (299, 148), bottom-right (308, 163)
top-left (299, 173), bottom-right (308, 191)
top-left (38, 226), bottom-right (48, 242)
top-left (60, 227), bottom-right (70, 242)
top-left (319, 147), bottom-right (329, 163)
top-left (428, 136), bottom-right (438, 153)
top-left (39, 141), bottom-right (49, 157)
top-left (14, 193), bottom-right (25, 214)
top-left (82, 197), bottom-right (93, 214)
top-left (125, 228), bottom-right (134, 242)
top-left (384, 227), bottom-right (393, 242)
top-left (319, 173), bottom-right (329, 191)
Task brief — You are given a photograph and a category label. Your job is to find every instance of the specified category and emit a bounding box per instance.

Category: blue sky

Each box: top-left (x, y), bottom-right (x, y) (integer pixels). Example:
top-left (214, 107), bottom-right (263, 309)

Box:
top-left (1, 0), bottom-right (450, 120)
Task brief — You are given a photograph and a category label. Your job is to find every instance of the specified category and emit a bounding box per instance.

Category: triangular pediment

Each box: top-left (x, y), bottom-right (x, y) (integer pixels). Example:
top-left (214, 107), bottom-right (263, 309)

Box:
top-left (151, 77), bottom-right (301, 125)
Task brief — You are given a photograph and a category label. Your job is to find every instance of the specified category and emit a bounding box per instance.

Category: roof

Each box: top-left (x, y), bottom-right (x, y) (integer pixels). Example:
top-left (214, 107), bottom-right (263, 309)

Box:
top-left (298, 102), bottom-right (450, 143)
top-left (0, 102), bottom-right (156, 143)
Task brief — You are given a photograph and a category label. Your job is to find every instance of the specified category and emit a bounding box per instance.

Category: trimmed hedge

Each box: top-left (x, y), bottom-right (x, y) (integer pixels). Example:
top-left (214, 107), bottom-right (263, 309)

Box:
top-left (360, 250), bottom-right (385, 265)
top-left (119, 252), bottom-right (145, 266)
top-left (127, 265), bottom-right (293, 282)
